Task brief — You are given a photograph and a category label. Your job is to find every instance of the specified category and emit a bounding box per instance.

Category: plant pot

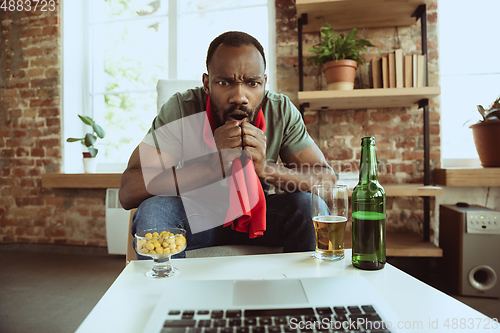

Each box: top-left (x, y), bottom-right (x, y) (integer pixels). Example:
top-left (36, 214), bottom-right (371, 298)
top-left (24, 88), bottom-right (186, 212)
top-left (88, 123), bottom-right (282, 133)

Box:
top-left (82, 153), bottom-right (98, 173)
top-left (469, 120), bottom-right (500, 167)
top-left (322, 59), bottom-right (358, 90)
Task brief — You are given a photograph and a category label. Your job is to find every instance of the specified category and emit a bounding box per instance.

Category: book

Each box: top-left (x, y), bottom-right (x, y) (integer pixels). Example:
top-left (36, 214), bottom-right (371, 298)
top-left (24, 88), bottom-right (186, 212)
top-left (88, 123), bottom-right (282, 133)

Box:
top-left (382, 56), bottom-right (389, 88)
top-left (404, 55), bottom-right (413, 88)
top-left (412, 54), bottom-right (418, 88)
top-left (371, 58), bottom-right (382, 88)
top-left (395, 49), bottom-right (404, 88)
top-left (417, 54), bottom-right (426, 87)
top-left (388, 52), bottom-right (396, 88)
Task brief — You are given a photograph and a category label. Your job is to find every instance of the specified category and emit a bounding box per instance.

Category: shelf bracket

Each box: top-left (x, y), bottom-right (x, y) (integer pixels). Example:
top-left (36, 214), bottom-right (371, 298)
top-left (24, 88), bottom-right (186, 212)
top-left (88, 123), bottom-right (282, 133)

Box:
top-left (414, 4), bottom-right (431, 243)
top-left (419, 97), bottom-right (431, 242)
top-left (298, 13), bottom-right (308, 94)
top-left (413, 5), bottom-right (429, 87)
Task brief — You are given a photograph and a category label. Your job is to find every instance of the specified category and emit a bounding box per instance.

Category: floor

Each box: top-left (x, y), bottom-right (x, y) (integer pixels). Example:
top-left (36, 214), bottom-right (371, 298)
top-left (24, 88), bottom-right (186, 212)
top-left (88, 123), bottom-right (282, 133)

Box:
top-left (0, 245), bottom-right (499, 333)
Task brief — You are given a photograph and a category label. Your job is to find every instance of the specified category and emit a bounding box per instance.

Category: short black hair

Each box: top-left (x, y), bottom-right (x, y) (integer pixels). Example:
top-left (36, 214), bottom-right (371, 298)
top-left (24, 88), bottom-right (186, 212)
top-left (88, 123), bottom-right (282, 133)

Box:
top-left (206, 31), bottom-right (266, 71)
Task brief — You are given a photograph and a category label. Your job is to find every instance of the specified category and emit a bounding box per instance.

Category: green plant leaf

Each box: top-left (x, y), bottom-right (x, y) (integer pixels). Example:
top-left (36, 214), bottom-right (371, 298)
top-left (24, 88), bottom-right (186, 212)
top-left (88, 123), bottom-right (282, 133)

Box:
top-left (66, 137), bottom-right (83, 142)
top-left (307, 17), bottom-right (379, 68)
top-left (78, 114), bottom-right (95, 126)
top-left (93, 123), bottom-right (105, 139)
top-left (88, 147), bottom-right (98, 157)
top-left (84, 133), bottom-right (97, 147)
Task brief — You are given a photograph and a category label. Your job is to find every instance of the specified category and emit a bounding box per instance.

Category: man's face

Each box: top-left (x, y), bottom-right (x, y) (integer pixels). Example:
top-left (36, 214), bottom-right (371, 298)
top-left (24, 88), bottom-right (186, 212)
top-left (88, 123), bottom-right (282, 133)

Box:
top-left (203, 44), bottom-right (267, 126)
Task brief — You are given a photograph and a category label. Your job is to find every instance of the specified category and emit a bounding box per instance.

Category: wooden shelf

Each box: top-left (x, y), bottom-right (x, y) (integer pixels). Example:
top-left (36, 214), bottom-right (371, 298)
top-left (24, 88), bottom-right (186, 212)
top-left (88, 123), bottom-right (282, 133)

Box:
top-left (343, 231), bottom-right (442, 257)
top-left (41, 173), bottom-right (442, 197)
top-left (343, 184), bottom-right (442, 197)
top-left (298, 87), bottom-right (441, 110)
top-left (381, 184), bottom-right (442, 197)
top-left (434, 168), bottom-right (500, 187)
top-left (42, 173), bottom-right (122, 188)
top-left (296, 0), bottom-right (432, 32)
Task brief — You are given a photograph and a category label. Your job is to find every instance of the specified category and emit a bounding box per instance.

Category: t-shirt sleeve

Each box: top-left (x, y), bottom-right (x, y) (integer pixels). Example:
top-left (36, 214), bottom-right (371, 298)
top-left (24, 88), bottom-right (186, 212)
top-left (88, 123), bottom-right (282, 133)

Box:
top-left (279, 95), bottom-right (315, 158)
top-left (142, 93), bottom-right (184, 158)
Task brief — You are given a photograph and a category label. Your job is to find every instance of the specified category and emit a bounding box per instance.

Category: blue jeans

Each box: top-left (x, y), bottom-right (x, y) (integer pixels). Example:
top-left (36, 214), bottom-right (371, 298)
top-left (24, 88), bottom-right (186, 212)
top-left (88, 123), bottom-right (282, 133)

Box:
top-left (131, 192), bottom-right (316, 259)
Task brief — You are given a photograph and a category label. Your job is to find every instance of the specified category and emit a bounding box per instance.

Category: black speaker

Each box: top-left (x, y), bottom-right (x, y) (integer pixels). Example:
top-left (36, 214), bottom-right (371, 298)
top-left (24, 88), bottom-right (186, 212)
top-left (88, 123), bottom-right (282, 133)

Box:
top-left (439, 203), bottom-right (500, 298)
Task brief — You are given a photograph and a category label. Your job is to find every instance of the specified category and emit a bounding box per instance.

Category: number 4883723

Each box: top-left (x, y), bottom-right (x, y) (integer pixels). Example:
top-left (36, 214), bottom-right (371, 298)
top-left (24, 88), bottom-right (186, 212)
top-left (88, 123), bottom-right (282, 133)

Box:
top-left (0, 0), bottom-right (56, 12)
top-left (443, 318), bottom-right (499, 330)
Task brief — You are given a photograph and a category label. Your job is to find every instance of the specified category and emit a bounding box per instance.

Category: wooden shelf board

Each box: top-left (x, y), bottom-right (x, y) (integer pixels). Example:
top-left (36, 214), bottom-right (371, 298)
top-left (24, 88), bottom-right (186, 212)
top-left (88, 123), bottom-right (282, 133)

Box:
top-left (382, 184), bottom-right (442, 197)
top-left (41, 174), bottom-right (442, 196)
top-left (345, 184), bottom-right (442, 197)
top-left (343, 231), bottom-right (442, 257)
top-left (434, 168), bottom-right (500, 187)
top-left (298, 87), bottom-right (441, 110)
top-left (42, 173), bottom-right (122, 188)
top-left (296, 0), bottom-right (432, 32)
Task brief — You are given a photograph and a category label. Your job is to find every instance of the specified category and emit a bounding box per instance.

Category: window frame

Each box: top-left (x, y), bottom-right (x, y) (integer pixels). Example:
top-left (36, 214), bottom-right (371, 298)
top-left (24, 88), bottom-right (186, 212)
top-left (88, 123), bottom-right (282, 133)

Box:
top-left (62, 0), bottom-right (276, 173)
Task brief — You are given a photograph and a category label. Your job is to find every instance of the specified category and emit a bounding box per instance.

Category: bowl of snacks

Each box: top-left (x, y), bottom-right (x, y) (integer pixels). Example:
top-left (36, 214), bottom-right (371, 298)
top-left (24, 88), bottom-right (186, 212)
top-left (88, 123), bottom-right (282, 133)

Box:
top-left (135, 228), bottom-right (187, 278)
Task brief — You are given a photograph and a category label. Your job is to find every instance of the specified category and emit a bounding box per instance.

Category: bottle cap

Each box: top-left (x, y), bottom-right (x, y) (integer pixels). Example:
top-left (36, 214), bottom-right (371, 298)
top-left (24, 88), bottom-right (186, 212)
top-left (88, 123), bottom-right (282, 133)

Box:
top-left (361, 137), bottom-right (375, 145)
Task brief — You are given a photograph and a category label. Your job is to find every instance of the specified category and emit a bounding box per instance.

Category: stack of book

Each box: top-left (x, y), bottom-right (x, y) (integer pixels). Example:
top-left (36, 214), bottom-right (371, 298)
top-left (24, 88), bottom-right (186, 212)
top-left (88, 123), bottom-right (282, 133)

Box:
top-left (371, 49), bottom-right (426, 89)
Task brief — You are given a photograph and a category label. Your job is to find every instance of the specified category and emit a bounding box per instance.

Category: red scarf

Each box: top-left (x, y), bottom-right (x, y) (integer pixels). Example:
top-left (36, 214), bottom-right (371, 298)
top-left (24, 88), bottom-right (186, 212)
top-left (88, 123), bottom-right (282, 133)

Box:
top-left (203, 95), bottom-right (266, 238)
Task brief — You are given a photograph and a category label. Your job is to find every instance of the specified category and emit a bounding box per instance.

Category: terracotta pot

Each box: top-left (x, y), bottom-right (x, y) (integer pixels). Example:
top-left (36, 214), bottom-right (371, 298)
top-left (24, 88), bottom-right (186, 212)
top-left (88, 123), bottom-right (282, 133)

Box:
top-left (322, 59), bottom-right (358, 90)
top-left (469, 120), bottom-right (500, 167)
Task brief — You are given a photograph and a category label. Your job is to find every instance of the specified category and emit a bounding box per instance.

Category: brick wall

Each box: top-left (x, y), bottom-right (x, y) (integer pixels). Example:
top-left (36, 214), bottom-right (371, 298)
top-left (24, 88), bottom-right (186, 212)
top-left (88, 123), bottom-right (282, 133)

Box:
top-left (276, 0), bottom-right (440, 234)
top-left (0, 1), bottom-right (107, 246)
top-left (0, 0), bottom-right (440, 246)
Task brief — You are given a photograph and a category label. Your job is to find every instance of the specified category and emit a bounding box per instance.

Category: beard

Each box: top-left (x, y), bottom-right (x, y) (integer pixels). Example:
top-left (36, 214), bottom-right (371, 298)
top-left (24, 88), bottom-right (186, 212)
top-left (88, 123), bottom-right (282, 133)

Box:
top-left (212, 98), bottom-right (264, 126)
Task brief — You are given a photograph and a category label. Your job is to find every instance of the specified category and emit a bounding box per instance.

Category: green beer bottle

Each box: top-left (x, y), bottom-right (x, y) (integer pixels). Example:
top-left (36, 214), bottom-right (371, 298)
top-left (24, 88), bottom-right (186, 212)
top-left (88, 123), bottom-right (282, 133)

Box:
top-left (352, 137), bottom-right (386, 270)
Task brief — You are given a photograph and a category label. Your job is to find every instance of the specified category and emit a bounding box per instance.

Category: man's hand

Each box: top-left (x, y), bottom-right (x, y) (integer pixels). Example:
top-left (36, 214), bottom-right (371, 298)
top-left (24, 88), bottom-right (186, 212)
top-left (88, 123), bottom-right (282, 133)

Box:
top-left (213, 121), bottom-right (244, 176)
top-left (241, 122), bottom-right (267, 177)
top-left (213, 121), bottom-right (242, 149)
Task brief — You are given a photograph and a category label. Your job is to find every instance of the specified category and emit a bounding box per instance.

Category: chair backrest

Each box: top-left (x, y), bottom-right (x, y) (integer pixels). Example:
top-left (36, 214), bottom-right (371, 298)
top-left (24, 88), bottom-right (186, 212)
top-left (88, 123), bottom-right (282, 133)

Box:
top-left (125, 208), bottom-right (137, 265)
top-left (156, 79), bottom-right (201, 113)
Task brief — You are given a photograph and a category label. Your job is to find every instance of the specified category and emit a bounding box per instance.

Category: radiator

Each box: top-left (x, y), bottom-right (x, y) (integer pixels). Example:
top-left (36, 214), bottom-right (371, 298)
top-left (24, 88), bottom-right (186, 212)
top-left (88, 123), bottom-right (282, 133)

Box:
top-left (105, 188), bottom-right (130, 255)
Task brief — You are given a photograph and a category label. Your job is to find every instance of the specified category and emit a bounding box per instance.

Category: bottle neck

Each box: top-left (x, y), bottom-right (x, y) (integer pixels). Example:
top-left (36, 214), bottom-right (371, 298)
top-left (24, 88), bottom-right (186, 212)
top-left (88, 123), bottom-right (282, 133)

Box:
top-left (359, 143), bottom-right (378, 184)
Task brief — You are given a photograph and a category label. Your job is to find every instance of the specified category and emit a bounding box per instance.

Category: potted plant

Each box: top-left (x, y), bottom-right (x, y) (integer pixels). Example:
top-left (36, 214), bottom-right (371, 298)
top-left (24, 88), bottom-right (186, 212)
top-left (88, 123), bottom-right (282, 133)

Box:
top-left (307, 18), bottom-right (379, 90)
top-left (66, 115), bottom-right (105, 173)
top-left (470, 95), bottom-right (500, 167)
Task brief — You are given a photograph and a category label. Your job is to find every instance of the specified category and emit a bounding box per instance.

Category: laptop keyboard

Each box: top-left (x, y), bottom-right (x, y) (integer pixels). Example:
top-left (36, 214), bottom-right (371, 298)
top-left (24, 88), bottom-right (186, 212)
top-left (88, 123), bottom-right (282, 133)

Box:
top-left (160, 306), bottom-right (391, 333)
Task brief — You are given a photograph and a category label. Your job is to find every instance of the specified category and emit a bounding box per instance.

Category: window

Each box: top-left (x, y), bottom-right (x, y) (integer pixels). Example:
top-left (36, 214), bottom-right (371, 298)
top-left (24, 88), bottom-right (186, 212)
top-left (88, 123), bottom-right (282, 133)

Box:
top-left (63, 0), bottom-right (275, 173)
top-left (438, 0), bottom-right (500, 167)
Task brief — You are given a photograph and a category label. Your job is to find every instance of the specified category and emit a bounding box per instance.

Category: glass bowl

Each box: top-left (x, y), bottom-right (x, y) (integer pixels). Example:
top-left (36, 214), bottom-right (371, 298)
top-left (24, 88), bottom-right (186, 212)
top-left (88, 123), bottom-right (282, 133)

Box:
top-left (135, 228), bottom-right (187, 278)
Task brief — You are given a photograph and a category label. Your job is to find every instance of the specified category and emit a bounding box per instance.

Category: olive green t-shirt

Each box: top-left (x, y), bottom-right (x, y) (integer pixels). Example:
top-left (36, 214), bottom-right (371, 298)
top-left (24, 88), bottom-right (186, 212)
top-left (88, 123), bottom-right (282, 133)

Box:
top-left (150, 86), bottom-right (314, 165)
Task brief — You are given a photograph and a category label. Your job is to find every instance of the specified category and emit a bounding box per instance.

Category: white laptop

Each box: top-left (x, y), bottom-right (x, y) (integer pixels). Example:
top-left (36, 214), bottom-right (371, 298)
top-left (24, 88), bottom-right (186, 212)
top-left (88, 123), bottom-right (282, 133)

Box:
top-left (142, 276), bottom-right (408, 333)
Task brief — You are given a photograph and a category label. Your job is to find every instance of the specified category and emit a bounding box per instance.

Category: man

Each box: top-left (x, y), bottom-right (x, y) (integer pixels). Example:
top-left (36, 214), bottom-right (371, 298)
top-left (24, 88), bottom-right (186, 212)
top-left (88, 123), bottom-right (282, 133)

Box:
top-left (119, 31), bottom-right (335, 258)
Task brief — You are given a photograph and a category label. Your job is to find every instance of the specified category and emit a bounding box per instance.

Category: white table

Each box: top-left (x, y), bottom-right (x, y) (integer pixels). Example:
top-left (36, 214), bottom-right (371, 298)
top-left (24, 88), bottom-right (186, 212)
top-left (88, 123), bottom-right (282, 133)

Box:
top-left (76, 250), bottom-right (499, 333)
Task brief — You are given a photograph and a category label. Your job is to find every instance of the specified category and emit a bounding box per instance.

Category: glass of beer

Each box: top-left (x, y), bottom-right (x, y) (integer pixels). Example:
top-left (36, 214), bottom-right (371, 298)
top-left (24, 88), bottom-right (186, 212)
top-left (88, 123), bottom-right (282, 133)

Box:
top-left (311, 184), bottom-right (349, 261)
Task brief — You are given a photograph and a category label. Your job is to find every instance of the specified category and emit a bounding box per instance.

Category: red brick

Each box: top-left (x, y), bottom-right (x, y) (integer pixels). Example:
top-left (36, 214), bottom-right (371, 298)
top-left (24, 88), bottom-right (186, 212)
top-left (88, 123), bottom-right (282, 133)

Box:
top-left (42, 26), bottom-right (59, 36)
top-left (362, 124), bottom-right (402, 135)
top-left (24, 47), bottom-right (44, 57)
top-left (2, 89), bottom-right (18, 99)
top-left (30, 57), bottom-right (58, 68)
top-left (30, 98), bottom-right (58, 107)
top-left (6, 81), bottom-right (30, 89)
top-left (31, 148), bottom-right (45, 157)
top-left (46, 117), bottom-right (59, 127)
top-left (20, 27), bottom-right (43, 38)
top-left (92, 210), bottom-right (105, 218)
top-left (370, 111), bottom-right (392, 122)
top-left (20, 90), bottom-right (36, 98)
top-left (30, 78), bottom-right (58, 88)
top-left (13, 168), bottom-right (26, 177)
top-left (377, 149), bottom-right (399, 160)
top-left (2, 149), bottom-right (15, 157)
top-left (45, 227), bottom-right (66, 238)
top-left (38, 107), bottom-right (59, 117)
top-left (16, 147), bottom-right (29, 157)
top-left (353, 110), bottom-right (368, 124)
top-left (37, 138), bottom-right (60, 147)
